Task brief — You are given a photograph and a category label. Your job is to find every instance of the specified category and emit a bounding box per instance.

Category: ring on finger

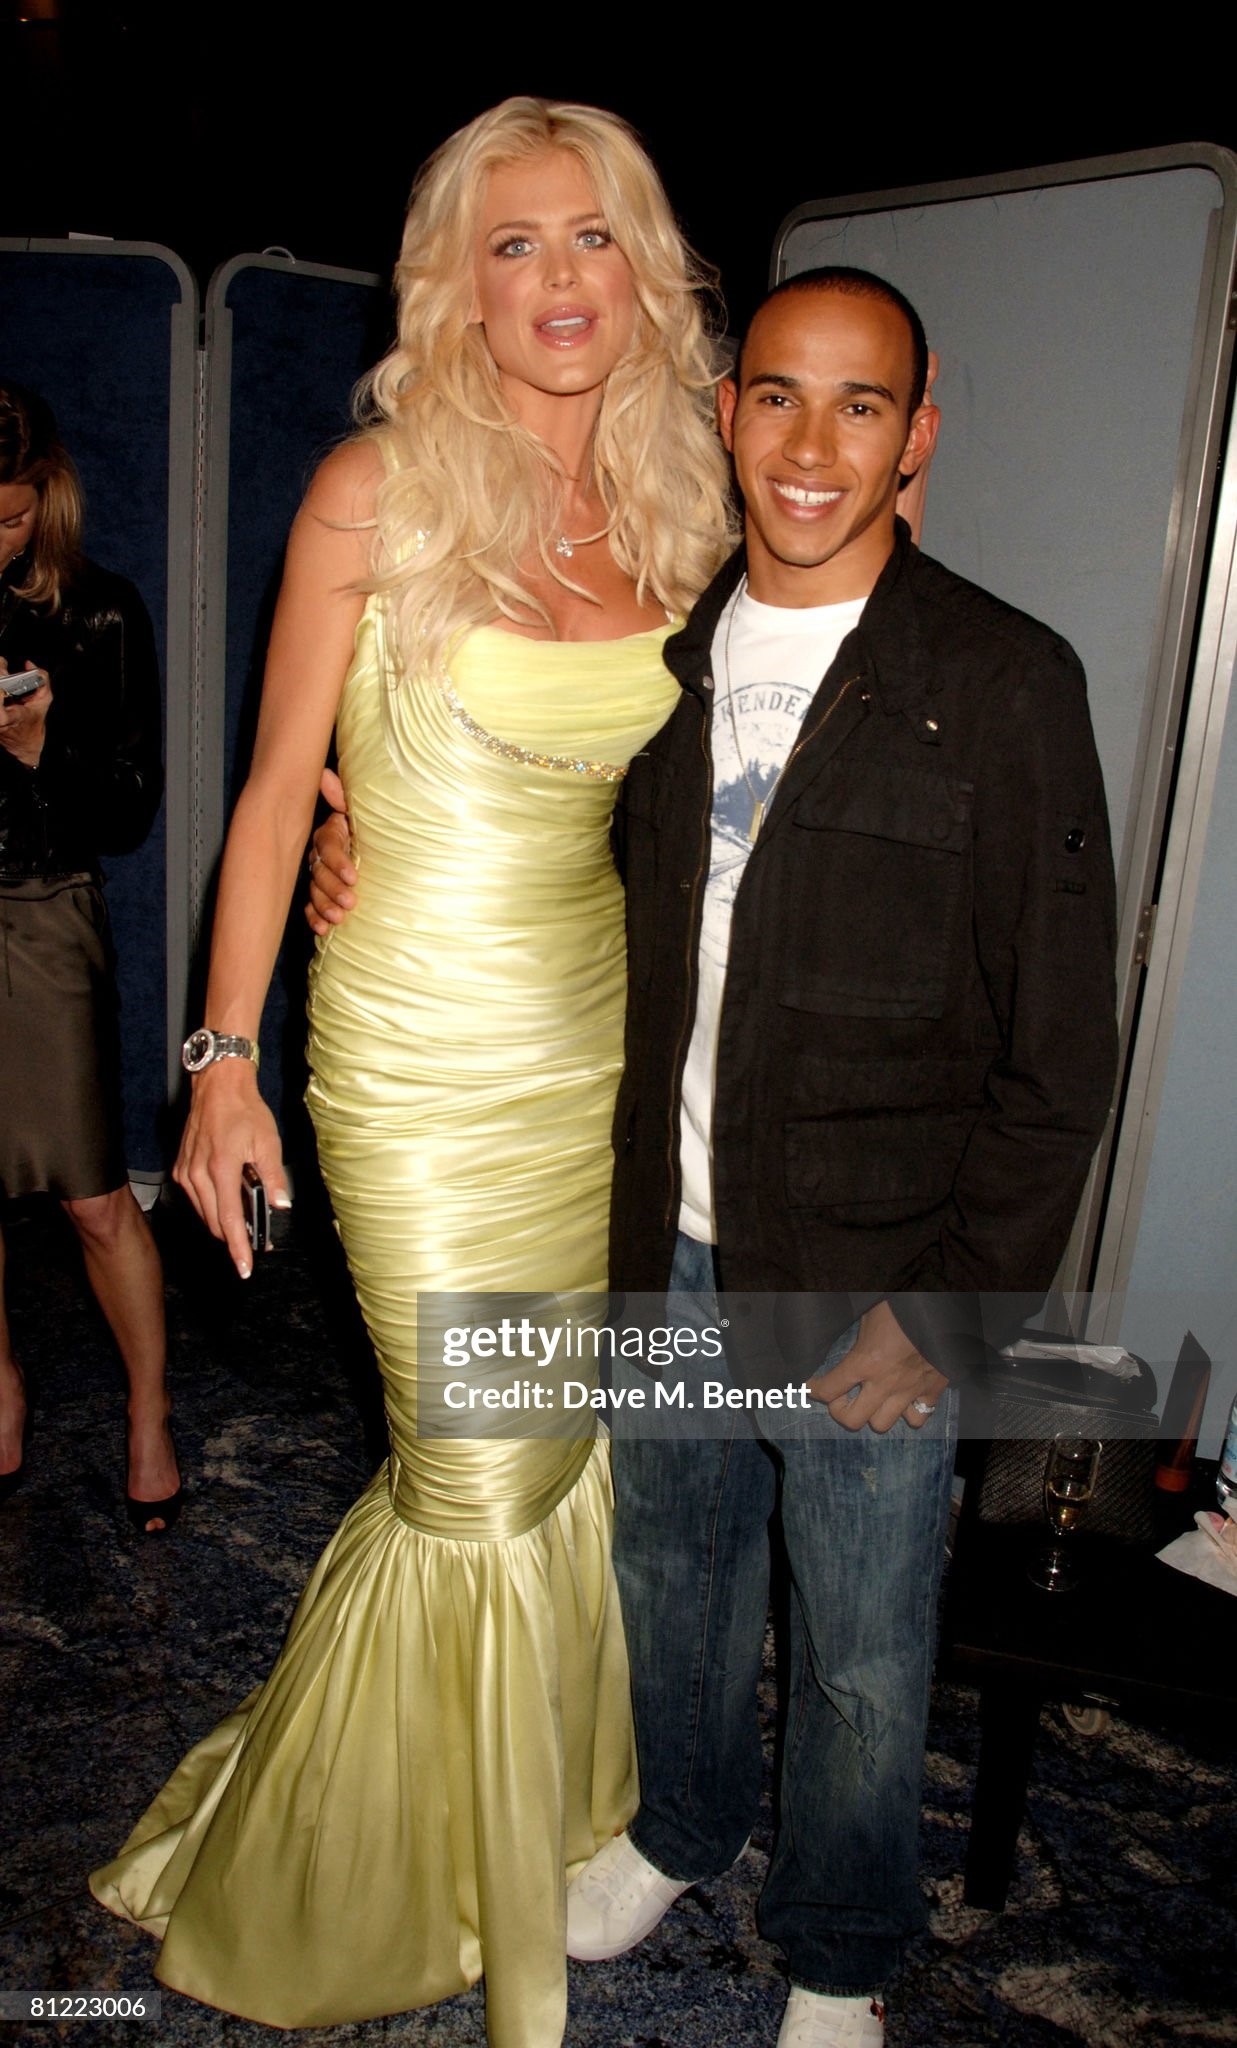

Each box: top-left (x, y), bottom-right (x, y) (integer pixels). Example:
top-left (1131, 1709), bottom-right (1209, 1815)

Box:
top-left (910, 1397), bottom-right (937, 1416)
top-left (307, 850), bottom-right (322, 874)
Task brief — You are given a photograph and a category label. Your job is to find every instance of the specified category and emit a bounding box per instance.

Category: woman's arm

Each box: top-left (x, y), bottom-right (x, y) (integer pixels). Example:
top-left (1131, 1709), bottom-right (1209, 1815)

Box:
top-left (175, 440), bottom-right (380, 1275)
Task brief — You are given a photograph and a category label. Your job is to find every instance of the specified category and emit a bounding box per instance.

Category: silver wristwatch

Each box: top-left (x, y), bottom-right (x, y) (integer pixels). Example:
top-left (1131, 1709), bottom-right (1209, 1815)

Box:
top-left (181, 1028), bottom-right (261, 1074)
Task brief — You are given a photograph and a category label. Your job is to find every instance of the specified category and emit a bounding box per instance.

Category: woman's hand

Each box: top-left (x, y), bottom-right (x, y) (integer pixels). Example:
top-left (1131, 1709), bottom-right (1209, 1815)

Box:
top-left (174, 1061), bottom-right (290, 1278)
top-left (0, 662), bottom-right (51, 768)
top-left (305, 766), bottom-right (357, 935)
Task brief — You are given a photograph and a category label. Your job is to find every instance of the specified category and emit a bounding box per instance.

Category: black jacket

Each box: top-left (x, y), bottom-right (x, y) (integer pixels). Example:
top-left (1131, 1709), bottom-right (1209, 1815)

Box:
top-left (610, 525), bottom-right (1119, 1382)
top-left (0, 556), bottom-right (163, 879)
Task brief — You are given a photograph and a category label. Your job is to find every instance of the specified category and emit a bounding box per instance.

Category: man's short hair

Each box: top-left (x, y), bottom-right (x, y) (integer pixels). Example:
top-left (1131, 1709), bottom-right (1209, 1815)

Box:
top-left (736, 267), bottom-right (929, 417)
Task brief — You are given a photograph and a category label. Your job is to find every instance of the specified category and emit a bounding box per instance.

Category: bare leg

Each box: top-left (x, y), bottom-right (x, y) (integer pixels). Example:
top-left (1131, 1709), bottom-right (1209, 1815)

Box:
top-left (0, 1224), bottom-right (27, 1478)
top-left (61, 1186), bottom-right (180, 1527)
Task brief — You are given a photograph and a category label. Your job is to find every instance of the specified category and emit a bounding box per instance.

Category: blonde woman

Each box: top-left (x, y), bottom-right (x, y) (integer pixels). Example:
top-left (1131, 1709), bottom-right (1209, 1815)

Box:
top-left (91, 99), bottom-right (731, 2046)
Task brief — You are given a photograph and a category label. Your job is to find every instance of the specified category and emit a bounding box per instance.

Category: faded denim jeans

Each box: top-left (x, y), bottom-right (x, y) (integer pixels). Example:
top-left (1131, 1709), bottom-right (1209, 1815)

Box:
top-left (610, 1231), bottom-right (955, 1995)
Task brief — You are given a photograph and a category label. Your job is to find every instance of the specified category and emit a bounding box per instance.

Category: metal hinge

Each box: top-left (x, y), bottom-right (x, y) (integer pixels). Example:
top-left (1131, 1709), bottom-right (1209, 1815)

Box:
top-left (1134, 900), bottom-right (1158, 966)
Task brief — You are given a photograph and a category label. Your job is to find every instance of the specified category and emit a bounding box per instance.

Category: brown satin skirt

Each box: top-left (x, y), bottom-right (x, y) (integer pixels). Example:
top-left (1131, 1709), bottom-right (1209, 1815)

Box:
top-left (0, 874), bottom-right (126, 1199)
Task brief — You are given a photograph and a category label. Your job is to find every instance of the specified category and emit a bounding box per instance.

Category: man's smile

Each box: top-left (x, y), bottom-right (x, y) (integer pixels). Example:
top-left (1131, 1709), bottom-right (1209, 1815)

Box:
top-left (768, 481), bottom-right (843, 509)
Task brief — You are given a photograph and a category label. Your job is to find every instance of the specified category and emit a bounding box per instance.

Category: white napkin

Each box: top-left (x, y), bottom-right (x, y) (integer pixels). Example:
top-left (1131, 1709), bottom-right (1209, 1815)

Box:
top-left (1157, 1507), bottom-right (1237, 1595)
top-left (1004, 1339), bottom-right (1141, 1380)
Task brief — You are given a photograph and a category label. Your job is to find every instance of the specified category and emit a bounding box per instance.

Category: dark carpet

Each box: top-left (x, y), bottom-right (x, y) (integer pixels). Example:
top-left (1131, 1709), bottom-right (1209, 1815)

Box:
top-left (1, 1198), bottom-right (1234, 2048)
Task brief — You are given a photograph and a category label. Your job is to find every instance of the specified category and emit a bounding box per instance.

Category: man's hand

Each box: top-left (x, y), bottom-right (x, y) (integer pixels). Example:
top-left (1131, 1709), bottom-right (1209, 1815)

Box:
top-left (807, 1298), bottom-right (948, 1433)
top-left (305, 766), bottom-right (356, 935)
top-left (0, 662), bottom-right (51, 769)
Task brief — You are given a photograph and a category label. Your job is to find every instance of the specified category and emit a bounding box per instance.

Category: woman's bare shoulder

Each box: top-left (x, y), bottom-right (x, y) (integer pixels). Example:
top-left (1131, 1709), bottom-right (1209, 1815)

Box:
top-left (303, 438), bottom-right (385, 526)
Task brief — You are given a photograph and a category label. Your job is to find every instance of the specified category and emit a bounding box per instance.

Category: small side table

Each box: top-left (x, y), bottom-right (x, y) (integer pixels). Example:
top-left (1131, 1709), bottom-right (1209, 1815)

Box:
top-left (939, 1461), bottom-right (1236, 1908)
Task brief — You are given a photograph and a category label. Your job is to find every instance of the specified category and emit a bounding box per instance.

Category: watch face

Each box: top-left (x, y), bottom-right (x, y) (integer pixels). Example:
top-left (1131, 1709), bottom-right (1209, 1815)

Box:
top-left (182, 1029), bottom-right (213, 1072)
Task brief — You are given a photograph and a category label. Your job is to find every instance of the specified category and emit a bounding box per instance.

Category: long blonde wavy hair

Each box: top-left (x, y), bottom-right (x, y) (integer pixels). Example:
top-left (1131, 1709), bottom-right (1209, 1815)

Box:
top-left (0, 382), bottom-right (85, 612)
top-left (358, 98), bottom-right (735, 675)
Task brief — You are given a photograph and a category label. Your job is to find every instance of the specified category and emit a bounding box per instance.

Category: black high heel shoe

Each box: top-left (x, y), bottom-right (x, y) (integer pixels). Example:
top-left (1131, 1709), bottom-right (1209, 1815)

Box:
top-left (125, 1425), bottom-right (184, 1535)
top-left (0, 1374), bottom-right (28, 1503)
top-left (125, 1480), bottom-right (185, 1535)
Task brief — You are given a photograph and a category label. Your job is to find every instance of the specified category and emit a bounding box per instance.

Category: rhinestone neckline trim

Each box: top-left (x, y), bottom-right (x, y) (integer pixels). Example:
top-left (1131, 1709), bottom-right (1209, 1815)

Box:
top-left (440, 679), bottom-right (627, 782)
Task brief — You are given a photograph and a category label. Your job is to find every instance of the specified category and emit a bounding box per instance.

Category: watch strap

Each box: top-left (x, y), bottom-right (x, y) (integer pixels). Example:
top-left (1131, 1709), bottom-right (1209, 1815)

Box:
top-left (182, 1028), bottom-right (261, 1074)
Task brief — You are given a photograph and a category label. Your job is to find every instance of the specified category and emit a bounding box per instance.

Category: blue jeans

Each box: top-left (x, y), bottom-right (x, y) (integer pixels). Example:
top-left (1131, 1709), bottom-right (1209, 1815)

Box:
top-left (610, 1233), bottom-right (955, 1995)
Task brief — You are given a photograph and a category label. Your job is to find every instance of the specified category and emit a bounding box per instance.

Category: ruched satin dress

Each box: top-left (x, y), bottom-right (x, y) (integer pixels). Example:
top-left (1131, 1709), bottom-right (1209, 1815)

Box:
top-left (90, 601), bottom-right (680, 2047)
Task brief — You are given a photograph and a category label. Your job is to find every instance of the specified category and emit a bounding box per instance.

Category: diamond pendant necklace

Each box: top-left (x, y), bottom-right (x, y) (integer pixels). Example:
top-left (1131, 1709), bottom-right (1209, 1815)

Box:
top-left (554, 525), bottom-right (605, 559)
top-left (554, 461), bottom-right (599, 559)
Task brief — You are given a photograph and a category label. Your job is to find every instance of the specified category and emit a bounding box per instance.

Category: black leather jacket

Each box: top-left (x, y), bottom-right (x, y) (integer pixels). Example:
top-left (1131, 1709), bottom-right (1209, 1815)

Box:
top-left (611, 525), bottom-right (1119, 1382)
top-left (0, 555), bottom-right (163, 879)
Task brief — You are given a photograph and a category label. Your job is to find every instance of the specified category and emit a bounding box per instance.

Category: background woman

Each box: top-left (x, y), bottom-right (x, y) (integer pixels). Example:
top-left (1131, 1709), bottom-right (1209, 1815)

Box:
top-left (0, 383), bottom-right (179, 1531)
top-left (91, 99), bottom-right (731, 2045)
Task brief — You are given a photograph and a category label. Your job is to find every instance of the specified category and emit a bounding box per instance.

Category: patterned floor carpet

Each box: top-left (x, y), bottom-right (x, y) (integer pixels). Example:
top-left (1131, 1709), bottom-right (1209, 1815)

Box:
top-left (1, 1198), bottom-right (1234, 2048)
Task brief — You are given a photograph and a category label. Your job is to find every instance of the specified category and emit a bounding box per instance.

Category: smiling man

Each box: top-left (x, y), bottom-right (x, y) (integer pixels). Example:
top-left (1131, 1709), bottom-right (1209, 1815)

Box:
top-left (567, 270), bottom-right (1119, 2046)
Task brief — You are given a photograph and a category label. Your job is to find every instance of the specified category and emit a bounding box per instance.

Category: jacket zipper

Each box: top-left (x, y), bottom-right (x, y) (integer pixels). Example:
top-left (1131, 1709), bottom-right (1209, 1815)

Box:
top-left (662, 706), bottom-right (714, 1231)
top-left (773, 671), bottom-right (863, 808)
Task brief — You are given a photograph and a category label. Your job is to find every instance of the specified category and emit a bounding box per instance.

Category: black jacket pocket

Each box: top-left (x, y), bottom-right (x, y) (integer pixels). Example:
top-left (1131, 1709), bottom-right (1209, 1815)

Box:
top-left (784, 1107), bottom-right (969, 1224)
top-left (781, 765), bottom-right (973, 1019)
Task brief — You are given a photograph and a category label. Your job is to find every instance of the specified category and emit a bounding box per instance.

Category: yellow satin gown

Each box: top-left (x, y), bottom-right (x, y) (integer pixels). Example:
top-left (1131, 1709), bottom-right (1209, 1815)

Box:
top-left (90, 601), bottom-right (680, 2047)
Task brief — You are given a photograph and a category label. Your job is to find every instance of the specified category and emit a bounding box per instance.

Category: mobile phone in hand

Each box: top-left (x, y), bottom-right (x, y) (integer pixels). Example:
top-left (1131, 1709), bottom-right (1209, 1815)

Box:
top-left (241, 1162), bottom-right (271, 1254)
top-left (0, 668), bottom-right (48, 702)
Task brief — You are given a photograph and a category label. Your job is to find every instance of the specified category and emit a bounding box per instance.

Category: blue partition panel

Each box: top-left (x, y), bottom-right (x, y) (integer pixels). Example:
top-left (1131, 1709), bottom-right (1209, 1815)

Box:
top-left (206, 258), bottom-right (386, 1143)
top-left (0, 243), bottom-right (195, 1174)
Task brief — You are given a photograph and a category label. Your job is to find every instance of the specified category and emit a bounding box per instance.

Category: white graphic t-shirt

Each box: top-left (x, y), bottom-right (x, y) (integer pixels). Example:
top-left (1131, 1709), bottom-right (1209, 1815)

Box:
top-left (678, 583), bottom-right (866, 1242)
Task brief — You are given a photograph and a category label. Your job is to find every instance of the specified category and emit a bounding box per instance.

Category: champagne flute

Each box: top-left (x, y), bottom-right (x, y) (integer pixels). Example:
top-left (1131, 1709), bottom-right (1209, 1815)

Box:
top-left (1028, 1435), bottom-right (1102, 1591)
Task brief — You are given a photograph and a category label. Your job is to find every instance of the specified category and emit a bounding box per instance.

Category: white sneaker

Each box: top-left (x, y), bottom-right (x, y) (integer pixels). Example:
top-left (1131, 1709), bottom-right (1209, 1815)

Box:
top-left (565, 1832), bottom-right (690, 1961)
top-left (777, 1989), bottom-right (886, 2047)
